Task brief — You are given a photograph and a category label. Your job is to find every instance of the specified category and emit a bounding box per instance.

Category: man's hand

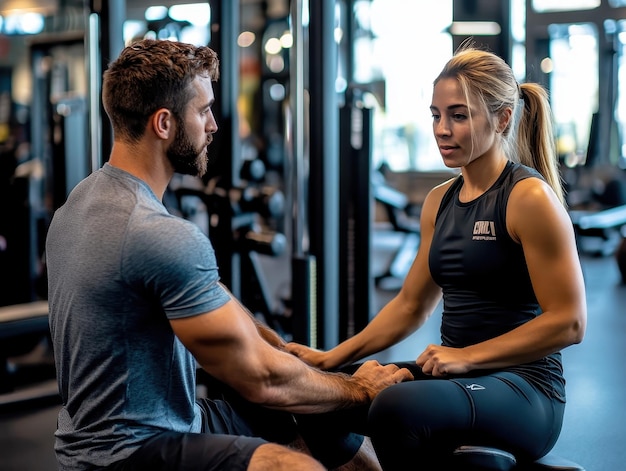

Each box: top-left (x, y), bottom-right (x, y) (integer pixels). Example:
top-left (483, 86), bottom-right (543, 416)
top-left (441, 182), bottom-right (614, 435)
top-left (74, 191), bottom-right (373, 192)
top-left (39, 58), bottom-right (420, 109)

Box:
top-left (351, 360), bottom-right (414, 400)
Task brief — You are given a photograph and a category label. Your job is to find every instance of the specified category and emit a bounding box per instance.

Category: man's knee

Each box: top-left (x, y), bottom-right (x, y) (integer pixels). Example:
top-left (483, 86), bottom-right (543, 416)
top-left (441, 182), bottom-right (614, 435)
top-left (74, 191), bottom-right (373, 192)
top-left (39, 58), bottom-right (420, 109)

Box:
top-left (248, 443), bottom-right (326, 471)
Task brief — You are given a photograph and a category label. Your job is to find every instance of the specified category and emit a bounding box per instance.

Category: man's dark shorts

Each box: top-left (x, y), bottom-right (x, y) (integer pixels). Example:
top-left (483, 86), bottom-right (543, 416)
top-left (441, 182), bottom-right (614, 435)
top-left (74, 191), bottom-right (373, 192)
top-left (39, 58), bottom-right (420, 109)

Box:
top-left (102, 375), bottom-right (366, 471)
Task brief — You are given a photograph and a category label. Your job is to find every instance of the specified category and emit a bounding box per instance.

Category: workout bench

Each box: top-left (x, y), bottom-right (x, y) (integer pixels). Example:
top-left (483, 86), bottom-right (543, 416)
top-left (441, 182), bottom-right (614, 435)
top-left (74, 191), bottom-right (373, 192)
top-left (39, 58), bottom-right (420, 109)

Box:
top-left (0, 300), bottom-right (49, 342)
top-left (0, 300), bottom-right (57, 402)
top-left (452, 445), bottom-right (585, 470)
top-left (570, 204), bottom-right (626, 256)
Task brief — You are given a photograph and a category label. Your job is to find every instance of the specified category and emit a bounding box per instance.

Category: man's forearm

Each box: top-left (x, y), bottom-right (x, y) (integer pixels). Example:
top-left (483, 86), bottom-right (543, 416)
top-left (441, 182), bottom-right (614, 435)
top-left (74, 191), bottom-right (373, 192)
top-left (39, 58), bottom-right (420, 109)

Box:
top-left (256, 356), bottom-right (372, 414)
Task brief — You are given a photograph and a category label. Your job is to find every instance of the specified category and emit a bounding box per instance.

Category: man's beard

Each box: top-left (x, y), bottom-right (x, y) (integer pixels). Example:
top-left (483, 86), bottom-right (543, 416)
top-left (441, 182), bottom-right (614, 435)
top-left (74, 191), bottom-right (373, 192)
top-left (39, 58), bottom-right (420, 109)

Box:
top-left (167, 123), bottom-right (211, 177)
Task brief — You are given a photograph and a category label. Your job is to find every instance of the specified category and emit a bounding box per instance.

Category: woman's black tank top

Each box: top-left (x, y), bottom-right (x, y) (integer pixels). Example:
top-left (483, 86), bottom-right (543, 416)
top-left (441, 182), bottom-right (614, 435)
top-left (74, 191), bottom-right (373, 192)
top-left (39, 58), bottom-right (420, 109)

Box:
top-left (429, 160), bottom-right (565, 401)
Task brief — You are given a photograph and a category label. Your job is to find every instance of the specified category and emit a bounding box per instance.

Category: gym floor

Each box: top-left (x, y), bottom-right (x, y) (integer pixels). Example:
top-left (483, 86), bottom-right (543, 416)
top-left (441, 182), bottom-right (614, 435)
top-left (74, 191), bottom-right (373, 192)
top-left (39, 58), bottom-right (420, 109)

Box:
top-left (0, 242), bottom-right (623, 471)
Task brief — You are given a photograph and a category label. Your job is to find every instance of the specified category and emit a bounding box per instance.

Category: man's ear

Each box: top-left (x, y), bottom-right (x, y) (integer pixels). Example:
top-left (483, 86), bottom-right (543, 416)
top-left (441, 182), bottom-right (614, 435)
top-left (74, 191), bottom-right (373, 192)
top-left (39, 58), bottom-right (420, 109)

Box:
top-left (151, 108), bottom-right (173, 140)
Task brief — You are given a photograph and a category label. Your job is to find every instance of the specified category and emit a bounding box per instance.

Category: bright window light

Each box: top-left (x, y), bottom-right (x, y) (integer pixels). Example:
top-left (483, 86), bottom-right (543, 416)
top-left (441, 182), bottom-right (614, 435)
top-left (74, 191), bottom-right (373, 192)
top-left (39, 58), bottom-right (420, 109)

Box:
top-left (124, 20), bottom-right (145, 45)
top-left (169, 3), bottom-right (210, 27)
top-left (449, 21), bottom-right (501, 36)
top-left (1, 12), bottom-right (44, 34)
top-left (145, 6), bottom-right (168, 21)
top-left (532, 0), bottom-right (600, 12)
top-left (16, 12), bottom-right (43, 34)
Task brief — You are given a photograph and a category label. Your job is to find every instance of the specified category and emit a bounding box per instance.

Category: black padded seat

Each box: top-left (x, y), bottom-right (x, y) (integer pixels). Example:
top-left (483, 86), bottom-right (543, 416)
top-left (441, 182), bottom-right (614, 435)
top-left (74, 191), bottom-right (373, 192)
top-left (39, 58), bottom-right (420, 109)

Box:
top-left (452, 445), bottom-right (517, 470)
top-left (452, 446), bottom-right (586, 471)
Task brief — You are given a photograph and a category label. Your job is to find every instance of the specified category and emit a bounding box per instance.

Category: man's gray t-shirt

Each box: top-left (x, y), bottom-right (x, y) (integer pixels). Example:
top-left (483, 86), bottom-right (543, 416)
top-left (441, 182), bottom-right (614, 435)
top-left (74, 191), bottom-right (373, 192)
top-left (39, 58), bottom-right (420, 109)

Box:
top-left (46, 163), bottom-right (231, 470)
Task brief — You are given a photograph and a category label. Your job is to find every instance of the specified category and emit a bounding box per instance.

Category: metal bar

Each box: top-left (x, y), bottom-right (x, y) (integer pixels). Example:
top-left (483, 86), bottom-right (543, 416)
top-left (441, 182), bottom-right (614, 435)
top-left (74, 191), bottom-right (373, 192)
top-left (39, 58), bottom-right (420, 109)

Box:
top-left (290, 0), bottom-right (307, 257)
top-left (87, 13), bottom-right (101, 173)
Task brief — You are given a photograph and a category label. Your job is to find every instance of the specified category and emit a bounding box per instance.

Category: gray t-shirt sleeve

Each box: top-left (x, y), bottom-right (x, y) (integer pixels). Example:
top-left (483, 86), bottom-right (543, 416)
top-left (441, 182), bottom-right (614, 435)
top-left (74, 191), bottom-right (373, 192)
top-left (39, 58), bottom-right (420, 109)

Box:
top-left (122, 211), bottom-right (231, 319)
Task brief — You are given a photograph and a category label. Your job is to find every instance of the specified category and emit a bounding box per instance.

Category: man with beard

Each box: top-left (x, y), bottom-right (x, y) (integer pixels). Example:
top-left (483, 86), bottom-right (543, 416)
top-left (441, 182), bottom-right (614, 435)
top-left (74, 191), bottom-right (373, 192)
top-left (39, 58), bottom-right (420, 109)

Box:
top-left (45, 39), bottom-right (412, 471)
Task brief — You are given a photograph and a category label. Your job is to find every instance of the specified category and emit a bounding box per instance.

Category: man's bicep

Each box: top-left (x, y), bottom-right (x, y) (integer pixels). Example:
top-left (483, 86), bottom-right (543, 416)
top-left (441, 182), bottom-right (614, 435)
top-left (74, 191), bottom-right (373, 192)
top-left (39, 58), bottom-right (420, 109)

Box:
top-left (170, 299), bottom-right (265, 382)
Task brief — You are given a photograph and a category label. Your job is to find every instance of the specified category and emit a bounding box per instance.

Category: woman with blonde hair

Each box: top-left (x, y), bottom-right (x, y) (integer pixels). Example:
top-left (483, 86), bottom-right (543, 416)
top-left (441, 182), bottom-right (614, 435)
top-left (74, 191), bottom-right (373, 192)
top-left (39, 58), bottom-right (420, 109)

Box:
top-left (287, 43), bottom-right (587, 469)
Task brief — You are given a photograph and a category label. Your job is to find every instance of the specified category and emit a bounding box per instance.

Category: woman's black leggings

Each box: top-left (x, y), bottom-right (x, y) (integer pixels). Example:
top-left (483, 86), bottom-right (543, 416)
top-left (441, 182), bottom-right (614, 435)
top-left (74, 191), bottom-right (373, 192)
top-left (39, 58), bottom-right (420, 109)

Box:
top-left (367, 363), bottom-right (565, 471)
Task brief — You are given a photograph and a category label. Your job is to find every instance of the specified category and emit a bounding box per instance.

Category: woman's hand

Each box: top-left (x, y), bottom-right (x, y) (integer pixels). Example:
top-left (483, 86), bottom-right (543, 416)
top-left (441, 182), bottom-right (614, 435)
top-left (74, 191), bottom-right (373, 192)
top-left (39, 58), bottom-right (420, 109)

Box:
top-left (416, 344), bottom-right (473, 377)
top-left (285, 342), bottom-right (335, 370)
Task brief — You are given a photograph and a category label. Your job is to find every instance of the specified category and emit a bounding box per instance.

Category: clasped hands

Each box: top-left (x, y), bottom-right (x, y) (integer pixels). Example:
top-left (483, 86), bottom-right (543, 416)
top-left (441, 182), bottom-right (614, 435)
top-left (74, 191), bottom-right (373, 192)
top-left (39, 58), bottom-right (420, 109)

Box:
top-left (286, 342), bottom-right (473, 379)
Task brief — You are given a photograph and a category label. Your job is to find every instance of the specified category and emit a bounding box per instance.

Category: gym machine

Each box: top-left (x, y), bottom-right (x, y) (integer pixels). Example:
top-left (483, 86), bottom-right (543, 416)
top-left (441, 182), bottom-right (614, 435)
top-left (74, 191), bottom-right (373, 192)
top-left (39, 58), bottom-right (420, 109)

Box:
top-left (372, 167), bottom-right (421, 290)
top-left (0, 31), bottom-right (88, 402)
top-left (172, 158), bottom-right (292, 338)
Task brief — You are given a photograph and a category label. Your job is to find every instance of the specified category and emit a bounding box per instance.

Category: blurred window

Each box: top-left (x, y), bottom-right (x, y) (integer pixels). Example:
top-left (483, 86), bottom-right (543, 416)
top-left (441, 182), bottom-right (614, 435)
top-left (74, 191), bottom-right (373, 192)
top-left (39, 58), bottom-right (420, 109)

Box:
top-left (548, 23), bottom-right (599, 167)
top-left (354, 0), bottom-right (453, 171)
top-left (123, 2), bottom-right (210, 46)
top-left (615, 19), bottom-right (626, 168)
